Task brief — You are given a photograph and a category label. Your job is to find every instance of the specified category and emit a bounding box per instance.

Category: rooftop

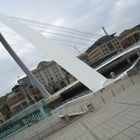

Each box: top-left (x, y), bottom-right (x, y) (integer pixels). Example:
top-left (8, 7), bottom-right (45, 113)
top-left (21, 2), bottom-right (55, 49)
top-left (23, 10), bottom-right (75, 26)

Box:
top-left (86, 33), bottom-right (116, 53)
top-left (119, 24), bottom-right (140, 38)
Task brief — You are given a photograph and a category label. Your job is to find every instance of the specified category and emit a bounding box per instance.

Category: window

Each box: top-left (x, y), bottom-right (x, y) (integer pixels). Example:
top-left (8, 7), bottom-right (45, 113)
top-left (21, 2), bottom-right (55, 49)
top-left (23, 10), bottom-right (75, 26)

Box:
top-left (22, 102), bottom-right (28, 107)
top-left (107, 42), bottom-right (114, 51)
top-left (0, 119), bottom-right (3, 123)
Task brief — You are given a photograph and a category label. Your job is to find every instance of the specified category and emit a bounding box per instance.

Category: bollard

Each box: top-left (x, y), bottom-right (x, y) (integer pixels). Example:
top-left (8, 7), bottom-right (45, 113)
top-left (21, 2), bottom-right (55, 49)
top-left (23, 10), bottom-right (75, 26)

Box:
top-left (65, 114), bottom-right (70, 122)
top-left (111, 90), bottom-right (116, 97)
top-left (131, 78), bottom-right (135, 85)
top-left (121, 83), bottom-right (125, 91)
top-left (87, 103), bottom-right (94, 112)
top-left (101, 96), bottom-right (105, 103)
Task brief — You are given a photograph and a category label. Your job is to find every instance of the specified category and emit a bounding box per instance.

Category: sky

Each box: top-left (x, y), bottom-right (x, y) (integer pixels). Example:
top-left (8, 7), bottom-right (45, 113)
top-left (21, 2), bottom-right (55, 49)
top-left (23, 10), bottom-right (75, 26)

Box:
top-left (0, 0), bottom-right (140, 96)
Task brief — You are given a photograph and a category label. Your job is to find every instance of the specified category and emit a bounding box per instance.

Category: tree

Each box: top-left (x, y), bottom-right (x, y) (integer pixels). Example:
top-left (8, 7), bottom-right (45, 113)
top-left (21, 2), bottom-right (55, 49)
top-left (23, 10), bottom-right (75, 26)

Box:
top-left (1, 103), bottom-right (11, 119)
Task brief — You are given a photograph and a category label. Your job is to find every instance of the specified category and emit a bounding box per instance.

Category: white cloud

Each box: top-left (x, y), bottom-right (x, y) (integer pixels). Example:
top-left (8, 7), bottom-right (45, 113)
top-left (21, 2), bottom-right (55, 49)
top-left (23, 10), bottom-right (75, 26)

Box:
top-left (106, 0), bottom-right (140, 34)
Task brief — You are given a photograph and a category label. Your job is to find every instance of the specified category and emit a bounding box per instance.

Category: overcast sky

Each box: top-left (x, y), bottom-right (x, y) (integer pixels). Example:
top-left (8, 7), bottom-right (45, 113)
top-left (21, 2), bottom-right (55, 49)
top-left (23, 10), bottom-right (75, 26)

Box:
top-left (0, 0), bottom-right (140, 96)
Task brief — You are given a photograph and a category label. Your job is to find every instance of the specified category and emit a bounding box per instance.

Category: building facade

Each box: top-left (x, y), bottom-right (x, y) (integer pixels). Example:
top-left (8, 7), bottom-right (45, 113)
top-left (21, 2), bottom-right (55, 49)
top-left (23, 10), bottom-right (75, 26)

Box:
top-left (6, 85), bottom-right (42, 113)
top-left (119, 25), bottom-right (140, 49)
top-left (77, 52), bottom-right (89, 63)
top-left (19, 61), bottom-right (71, 95)
top-left (0, 111), bottom-right (6, 124)
top-left (86, 34), bottom-right (123, 64)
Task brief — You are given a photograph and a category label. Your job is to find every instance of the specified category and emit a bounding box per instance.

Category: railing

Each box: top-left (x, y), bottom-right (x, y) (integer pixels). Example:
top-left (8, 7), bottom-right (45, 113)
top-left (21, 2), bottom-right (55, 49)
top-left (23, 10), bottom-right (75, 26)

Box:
top-left (22, 103), bottom-right (90, 140)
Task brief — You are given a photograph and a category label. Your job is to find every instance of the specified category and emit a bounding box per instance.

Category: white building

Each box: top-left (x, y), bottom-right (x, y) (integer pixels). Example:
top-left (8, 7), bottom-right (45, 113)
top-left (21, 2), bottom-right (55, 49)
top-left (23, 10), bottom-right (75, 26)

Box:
top-left (19, 61), bottom-right (70, 94)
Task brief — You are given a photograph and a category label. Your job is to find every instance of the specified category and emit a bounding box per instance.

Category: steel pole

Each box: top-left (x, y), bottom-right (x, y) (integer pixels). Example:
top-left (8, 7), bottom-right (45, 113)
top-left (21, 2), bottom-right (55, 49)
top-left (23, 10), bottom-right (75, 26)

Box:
top-left (0, 32), bottom-right (51, 99)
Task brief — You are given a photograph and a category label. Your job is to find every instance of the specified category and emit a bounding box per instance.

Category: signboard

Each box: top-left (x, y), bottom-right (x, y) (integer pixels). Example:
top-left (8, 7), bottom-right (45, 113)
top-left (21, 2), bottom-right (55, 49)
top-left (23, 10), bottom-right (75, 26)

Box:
top-left (0, 111), bottom-right (44, 139)
top-left (0, 100), bottom-right (50, 139)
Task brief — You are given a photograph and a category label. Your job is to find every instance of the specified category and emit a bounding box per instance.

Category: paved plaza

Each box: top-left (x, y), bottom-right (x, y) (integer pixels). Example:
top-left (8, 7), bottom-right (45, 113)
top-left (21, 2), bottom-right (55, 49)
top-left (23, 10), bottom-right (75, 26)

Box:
top-left (45, 79), bottom-right (140, 140)
top-left (5, 74), bottom-right (140, 140)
